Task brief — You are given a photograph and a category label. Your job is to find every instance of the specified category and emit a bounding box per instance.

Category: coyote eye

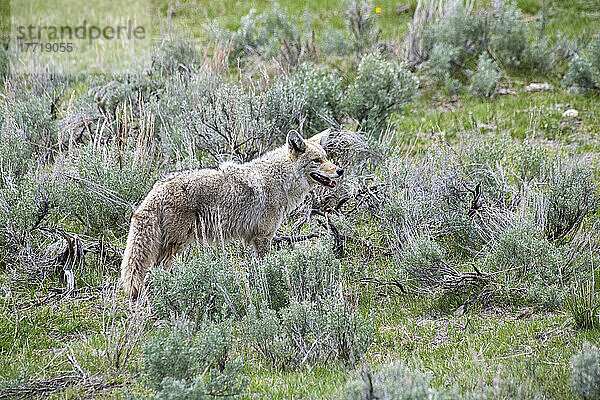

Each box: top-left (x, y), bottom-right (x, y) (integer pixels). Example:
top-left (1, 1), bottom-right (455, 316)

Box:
top-left (312, 158), bottom-right (321, 163)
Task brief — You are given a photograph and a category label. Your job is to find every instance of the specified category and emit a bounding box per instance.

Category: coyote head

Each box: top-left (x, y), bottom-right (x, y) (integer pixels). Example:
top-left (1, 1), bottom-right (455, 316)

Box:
top-left (287, 129), bottom-right (343, 188)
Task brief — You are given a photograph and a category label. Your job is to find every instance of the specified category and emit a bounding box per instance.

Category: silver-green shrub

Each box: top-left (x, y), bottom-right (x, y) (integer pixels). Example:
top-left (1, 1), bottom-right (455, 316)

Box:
top-left (143, 319), bottom-right (248, 399)
top-left (469, 53), bottom-right (501, 98)
top-left (240, 243), bottom-right (373, 368)
top-left (514, 139), bottom-right (551, 184)
top-left (466, 375), bottom-right (542, 400)
top-left (1, 90), bottom-right (59, 165)
top-left (240, 298), bottom-right (373, 368)
top-left (487, 0), bottom-right (553, 72)
top-left (382, 139), bottom-right (518, 257)
top-left (570, 343), bottom-right (600, 400)
top-left (344, 54), bottom-right (417, 134)
top-left (342, 362), bottom-right (450, 400)
top-left (590, 35), bottom-right (600, 70)
top-left (0, 46), bottom-right (8, 81)
top-left (321, 0), bottom-right (380, 57)
top-left (343, 0), bottom-right (380, 57)
top-left (398, 237), bottom-right (447, 289)
top-left (321, 28), bottom-right (354, 56)
top-left (87, 72), bottom-right (164, 117)
top-left (288, 64), bottom-right (343, 133)
top-left (222, 2), bottom-right (305, 66)
top-left (419, 0), bottom-right (553, 92)
top-left (562, 34), bottom-right (600, 92)
top-left (343, 362), bottom-right (543, 400)
top-left (562, 56), bottom-right (597, 92)
top-left (0, 110), bottom-right (39, 179)
top-left (247, 243), bottom-right (343, 310)
top-left (149, 243), bottom-right (372, 369)
top-left (488, 1), bottom-right (528, 69)
top-left (421, 4), bottom-right (485, 75)
top-left (544, 167), bottom-right (599, 244)
top-left (51, 142), bottom-right (157, 236)
top-left (151, 39), bottom-right (200, 76)
top-left (156, 72), bottom-right (303, 164)
top-left (149, 254), bottom-right (245, 323)
top-left (0, 168), bottom-right (52, 266)
top-left (484, 224), bottom-right (565, 309)
top-left (425, 44), bottom-right (462, 94)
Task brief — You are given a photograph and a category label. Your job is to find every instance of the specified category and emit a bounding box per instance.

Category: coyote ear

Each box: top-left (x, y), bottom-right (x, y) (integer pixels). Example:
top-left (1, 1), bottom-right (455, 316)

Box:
top-left (308, 128), bottom-right (331, 149)
top-left (287, 131), bottom-right (307, 155)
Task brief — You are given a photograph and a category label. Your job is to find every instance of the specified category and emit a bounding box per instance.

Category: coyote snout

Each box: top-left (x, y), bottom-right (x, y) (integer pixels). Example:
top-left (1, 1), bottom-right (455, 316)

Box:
top-left (121, 129), bottom-right (341, 299)
top-left (309, 157), bottom-right (343, 188)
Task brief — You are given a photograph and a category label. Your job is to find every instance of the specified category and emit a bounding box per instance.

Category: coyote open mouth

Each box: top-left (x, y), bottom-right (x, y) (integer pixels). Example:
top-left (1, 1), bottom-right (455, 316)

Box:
top-left (310, 172), bottom-right (337, 188)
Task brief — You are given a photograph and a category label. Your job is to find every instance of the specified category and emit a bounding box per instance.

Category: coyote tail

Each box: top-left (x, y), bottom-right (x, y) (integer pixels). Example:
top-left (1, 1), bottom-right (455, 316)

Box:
top-left (120, 213), bottom-right (161, 300)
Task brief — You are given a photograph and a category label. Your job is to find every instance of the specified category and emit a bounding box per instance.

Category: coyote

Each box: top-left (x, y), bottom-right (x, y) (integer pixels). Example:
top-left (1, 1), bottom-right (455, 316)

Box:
top-left (120, 129), bottom-right (343, 299)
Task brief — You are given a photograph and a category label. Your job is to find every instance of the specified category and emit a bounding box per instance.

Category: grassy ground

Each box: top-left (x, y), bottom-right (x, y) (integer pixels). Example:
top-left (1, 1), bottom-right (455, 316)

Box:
top-left (395, 87), bottom-right (600, 154)
top-left (3, 278), bottom-right (595, 399)
top-left (153, 0), bottom-right (600, 43)
top-left (2, 1), bottom-right (600, 399)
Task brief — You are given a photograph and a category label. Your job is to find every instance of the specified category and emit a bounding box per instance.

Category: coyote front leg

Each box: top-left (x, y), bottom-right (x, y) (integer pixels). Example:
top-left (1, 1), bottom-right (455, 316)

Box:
top-left (252, 237), bottom-right (272, 258)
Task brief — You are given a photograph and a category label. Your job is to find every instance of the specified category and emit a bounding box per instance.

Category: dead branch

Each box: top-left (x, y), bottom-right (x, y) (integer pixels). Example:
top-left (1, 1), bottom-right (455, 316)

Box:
top-left (0, 374), bottom-right (114, 400)
top-left (273, 232), bottom-right (323, 244)
top-left (356, 277), bottom-right (407, 295)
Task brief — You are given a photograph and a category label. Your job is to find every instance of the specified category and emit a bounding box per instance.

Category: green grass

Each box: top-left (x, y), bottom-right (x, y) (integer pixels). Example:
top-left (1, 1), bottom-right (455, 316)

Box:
top-left (151, 0), bottom-right (600, 44)
top-left (370, 295), bottom-right (593, 399)
top-left (10, 0), bottom-right (153, 73)
top-left (393, 84), bottom-right (600, 154)
top-left (3, 276), bottom-right (596, 399)
top-left (151, 0), bottom-right (418, 40)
